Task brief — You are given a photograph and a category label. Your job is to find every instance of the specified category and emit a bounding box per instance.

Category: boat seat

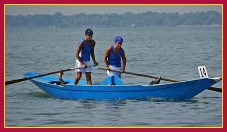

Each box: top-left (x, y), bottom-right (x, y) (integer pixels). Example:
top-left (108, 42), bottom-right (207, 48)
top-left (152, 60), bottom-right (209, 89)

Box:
top-left (100, 75), bottom-right (123, 85)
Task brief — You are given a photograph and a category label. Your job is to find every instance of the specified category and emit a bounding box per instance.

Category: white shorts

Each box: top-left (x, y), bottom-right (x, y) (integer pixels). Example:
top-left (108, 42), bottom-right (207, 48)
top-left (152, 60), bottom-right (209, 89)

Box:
top-left (75, 60), bottom-right (92, 74)
top-left (107, 65), bottom-right (121, 78)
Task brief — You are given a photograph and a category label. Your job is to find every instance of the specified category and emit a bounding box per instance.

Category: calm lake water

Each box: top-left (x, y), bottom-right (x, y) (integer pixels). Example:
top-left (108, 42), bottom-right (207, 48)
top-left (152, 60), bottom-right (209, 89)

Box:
top-left (5, 26), bottom-right (222, 127)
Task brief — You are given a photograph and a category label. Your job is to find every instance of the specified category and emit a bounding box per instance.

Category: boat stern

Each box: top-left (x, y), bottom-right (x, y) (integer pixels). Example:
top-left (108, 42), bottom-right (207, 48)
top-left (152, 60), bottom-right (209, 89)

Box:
top-left (211, 77), bottom-right (222, 82)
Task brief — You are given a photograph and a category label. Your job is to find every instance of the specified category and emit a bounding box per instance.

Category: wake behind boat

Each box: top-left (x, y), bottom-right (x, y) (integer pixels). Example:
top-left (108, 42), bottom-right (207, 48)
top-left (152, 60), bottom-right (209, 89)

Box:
top-left (24, 71), bottom-right (221, 100)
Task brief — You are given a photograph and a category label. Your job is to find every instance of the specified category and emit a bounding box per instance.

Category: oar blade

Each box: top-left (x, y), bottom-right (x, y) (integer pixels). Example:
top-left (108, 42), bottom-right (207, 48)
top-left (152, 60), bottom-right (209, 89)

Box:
top-left (207, 87), bottom-right (222, 93)
top-left (5, 78), bottom-right (30, 85)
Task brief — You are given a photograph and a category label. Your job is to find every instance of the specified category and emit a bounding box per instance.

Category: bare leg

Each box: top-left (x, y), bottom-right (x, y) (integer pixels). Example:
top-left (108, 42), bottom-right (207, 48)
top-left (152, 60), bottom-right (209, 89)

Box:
top-left (85, 72), bottom-right (92, 85)
top-left (74, 72), bottom-right (82, 85)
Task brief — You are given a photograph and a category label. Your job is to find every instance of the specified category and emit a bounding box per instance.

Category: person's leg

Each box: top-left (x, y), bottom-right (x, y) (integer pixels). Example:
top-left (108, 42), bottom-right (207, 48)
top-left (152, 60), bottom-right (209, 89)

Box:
top-left (74, 72), bottom-right (82, 85)
top-left (85, 72), bottom-right (92, 85)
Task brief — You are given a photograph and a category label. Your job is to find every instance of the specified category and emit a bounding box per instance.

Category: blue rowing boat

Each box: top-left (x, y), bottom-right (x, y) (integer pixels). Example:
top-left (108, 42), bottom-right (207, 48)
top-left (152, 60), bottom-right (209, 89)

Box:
top-left (24, 72), bottom-right (221, 100)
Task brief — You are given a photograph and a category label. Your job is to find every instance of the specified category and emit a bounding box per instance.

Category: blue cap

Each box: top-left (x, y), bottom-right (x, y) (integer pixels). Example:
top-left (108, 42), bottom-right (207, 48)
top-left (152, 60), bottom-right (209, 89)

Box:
top-left (85, 29), bottom-right (93, 35)
top-left (115, 36), bottom-right (123, 43)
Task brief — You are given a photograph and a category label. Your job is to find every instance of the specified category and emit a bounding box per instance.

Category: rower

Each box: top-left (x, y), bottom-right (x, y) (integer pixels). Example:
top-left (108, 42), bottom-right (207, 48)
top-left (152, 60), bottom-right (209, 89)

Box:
top-left (74, 29), bottom-right (99, 85)
top-left (104, 36), bottom-right (127, 78)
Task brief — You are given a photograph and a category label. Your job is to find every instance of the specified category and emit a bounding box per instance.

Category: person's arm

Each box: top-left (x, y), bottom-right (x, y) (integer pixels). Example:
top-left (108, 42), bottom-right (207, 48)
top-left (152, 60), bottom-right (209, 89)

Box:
top-left (91, 41), bottom-right (98, 66)
top-left (104, 48), bottom-right (111, 70)
top-left (75, 42), bottom-right (86, 67)
top-left (121, 51), bottom-right (126, 72)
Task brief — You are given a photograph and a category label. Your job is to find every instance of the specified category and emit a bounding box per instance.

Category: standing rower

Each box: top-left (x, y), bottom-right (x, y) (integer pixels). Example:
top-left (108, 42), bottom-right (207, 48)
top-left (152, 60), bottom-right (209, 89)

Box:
top-left (74, 29), bottom-right (98, 85)
top-left (104, 36), bottom-right (126, 78)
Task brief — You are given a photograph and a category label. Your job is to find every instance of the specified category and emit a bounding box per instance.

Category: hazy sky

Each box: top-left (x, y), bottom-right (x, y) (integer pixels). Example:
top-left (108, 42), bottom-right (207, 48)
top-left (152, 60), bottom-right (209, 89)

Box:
top-left (6, 5), bottom-right (222, 15)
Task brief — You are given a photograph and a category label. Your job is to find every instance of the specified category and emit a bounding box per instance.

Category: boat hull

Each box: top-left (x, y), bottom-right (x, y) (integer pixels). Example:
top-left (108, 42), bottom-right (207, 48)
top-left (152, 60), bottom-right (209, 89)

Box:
top-left (25, 72), bottom-right (219, 100)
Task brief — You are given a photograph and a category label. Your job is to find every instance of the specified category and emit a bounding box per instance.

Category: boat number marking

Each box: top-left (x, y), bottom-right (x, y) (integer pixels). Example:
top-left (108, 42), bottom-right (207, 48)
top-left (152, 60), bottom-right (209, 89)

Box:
top-left (198, 65), bottom-right (209, 78)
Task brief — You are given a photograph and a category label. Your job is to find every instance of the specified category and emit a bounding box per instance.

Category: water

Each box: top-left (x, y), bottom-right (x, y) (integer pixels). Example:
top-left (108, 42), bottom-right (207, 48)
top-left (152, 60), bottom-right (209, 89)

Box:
top-left (5, 26), bottom-right (222, 127)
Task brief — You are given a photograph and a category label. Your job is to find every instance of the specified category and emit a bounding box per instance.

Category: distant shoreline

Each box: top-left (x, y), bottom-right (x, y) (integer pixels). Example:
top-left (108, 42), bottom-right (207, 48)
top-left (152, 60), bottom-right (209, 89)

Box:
top-left (6, 11), bottom-right (222, 28)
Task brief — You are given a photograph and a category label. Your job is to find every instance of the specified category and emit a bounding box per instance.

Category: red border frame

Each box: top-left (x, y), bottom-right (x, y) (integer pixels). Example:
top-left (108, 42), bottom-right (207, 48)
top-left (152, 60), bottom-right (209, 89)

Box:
top-left (1, 0), bottom-right (225, 131)
top-left (0, 0), bottom-right (225, 4)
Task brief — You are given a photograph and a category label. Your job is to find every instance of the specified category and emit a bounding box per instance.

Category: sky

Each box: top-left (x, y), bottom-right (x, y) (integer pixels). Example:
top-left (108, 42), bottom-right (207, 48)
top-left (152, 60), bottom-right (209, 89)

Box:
top-left (6, 5), bottom-right (222, 15)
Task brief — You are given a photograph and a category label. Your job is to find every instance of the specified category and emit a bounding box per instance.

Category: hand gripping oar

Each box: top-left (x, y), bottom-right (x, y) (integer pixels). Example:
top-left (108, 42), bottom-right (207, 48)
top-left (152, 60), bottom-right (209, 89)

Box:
top-left (5, 66), bottom-right (83, 85)
top-left (97, 67), bottom-right (222, 93)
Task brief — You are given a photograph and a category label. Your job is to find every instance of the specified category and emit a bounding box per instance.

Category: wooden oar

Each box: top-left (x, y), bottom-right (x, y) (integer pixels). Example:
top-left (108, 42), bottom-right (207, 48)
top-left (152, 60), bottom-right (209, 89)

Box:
top-left (5, 66), bottom-right (83, 85)
top-left (97, 67), bottom-right (222, 93)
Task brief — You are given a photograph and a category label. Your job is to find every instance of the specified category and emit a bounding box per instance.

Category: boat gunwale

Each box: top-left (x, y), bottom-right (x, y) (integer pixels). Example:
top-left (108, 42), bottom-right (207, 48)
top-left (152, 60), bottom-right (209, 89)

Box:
top-left (28, 76), bottom-right (217, 93)
top-left (25, 72), bottom-right (219, 87)
top-left (29, 74), bottom-right (215, 87)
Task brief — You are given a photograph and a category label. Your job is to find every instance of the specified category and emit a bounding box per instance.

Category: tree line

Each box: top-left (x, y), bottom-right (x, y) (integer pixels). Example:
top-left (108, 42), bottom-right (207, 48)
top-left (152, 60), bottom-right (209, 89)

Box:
top-left (6, 11), bottom-right (222, 27)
